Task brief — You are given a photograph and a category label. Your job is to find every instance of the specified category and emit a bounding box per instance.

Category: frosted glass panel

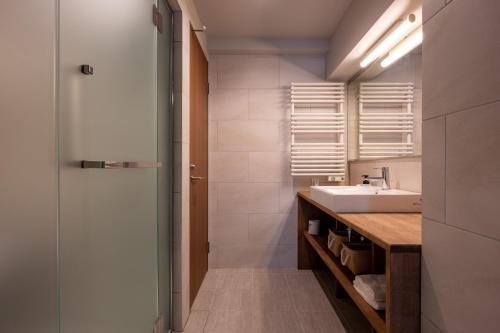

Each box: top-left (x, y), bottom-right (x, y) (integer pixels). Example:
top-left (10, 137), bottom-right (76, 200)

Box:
top-left (59, 0), bottom-right (159, 332)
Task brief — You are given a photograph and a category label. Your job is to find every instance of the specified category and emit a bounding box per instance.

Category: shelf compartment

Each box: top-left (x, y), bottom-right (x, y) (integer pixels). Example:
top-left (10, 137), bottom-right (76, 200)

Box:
top-left (303, 231), bottom-right (386, 333)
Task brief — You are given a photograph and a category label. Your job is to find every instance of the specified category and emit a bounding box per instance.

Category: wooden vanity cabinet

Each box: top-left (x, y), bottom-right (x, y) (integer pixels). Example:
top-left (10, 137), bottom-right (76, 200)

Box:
top-left (297, 191), bottom-right (421, 333)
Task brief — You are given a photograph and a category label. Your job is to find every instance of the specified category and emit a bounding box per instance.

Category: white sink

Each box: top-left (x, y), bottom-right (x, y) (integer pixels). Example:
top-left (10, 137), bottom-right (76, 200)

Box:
top-left (310, 186), bottom-right (421, 213)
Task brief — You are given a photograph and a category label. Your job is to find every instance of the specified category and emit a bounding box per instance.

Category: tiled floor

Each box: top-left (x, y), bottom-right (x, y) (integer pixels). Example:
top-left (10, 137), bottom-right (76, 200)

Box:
top-left (182, 268), bottom-right (346, 333)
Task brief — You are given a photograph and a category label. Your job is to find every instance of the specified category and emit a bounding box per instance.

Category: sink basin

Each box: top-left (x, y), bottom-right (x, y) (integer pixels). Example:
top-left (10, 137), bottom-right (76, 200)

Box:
top-left (310, 186), bottom-right (421, 213)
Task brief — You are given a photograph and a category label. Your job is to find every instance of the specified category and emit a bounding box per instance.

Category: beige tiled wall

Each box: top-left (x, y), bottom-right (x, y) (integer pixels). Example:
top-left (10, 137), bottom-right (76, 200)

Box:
top-left (208, 54), bottom-right (326, 268)
top-left (421, 0), bottom-right (500, 331)
top-left (349, 156), bottom-right (422, 193)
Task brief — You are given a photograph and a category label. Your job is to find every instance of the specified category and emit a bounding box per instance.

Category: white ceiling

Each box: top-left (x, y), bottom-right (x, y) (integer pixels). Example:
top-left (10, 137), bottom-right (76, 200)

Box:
top-left (193, 0), bottom-right (352, 38)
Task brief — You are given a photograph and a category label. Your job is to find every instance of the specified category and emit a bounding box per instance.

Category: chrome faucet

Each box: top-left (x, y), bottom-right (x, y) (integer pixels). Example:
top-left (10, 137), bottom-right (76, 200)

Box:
top-left (365, 167), bottom-right (390, 190)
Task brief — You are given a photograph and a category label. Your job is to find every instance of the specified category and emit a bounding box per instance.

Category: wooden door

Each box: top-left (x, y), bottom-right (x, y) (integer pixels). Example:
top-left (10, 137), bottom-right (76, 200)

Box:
top-left (189, 29), bottom-right (209, 305)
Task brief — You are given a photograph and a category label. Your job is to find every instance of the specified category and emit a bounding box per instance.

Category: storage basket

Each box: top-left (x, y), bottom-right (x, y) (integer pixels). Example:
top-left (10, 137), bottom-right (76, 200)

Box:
top-left (327, 229), bottom-right (348, 257)
top-left (340, 242), bottom-right (371, 275)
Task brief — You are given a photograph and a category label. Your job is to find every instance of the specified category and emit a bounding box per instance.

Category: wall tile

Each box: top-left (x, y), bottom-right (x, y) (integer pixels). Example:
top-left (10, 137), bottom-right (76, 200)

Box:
top-left (209, 214), bottom-right (248, 246)
top-left (248, 152), bottom-right (290, 182)
top-left (208, 120), bottom-right (218, 152)
top-left (414, 54), bottom-right (422, 89)
top-left (279, 183), bottom-right (297, 214)
top-left (248, 89), bottom-right (288, 120)
top-left (422, 116), bottom-right (445, 222)
top-left (217, 120), bottom-right (281, 152)
top-left (446, 102), bottom-right (500, 239)
top-left (209, 152), bottom-right (248, 182)
top-left (214, 245), bottom-right (252, 268)
top-left (276, 245), bottom-right (298, 268)
top-left (279, 55), bottom-right (325, 87)
top-left (421, 219), bottom-right (500, 332)
top-left (217, 55), bottom-right (280, 89)
top-left (248, 213), bottom-right (297, 245)
top-left (208, 182), bottom-right (218, 214)
top-left (279, 120), bottom-right (291, 152)
top-left (208, 63), bottom-right (217, 89)
top-left (246, 245), bottom-right (297, 268)
top-left (422, 0), bottom-right (500, 119)
top-left (209, 89), bottom-right (248, 120)
top-left (209, 54), bottom-right (328, 269)
top-left (214, 244), bottom-right (297, 268)
top-left (208, 245), bottom-right (217, 268)
top-left (421, 315), bottom-right (443, 333)
top-left (423, 0), bottom-right (446, 23)
top-left (278, 181), bottom-right (310, 213)
top-left (349, 157), bottom-right (422, 192)
top-left (218, 182), bottom-right (280, 213)
top-left (413, 88), bottom-right (423, 155)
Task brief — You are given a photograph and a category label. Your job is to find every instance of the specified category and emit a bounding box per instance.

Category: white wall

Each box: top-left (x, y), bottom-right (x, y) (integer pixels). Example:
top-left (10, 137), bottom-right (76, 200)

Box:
top-left (208, 54), bottom-right (326, 268)
top-left (421, 0), bottom-right (500, 331)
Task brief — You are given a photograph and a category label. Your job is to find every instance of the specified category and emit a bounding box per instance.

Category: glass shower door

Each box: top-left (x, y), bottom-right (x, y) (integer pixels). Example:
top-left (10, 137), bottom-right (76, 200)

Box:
top-left (58, 0), bottom-right (163, 332)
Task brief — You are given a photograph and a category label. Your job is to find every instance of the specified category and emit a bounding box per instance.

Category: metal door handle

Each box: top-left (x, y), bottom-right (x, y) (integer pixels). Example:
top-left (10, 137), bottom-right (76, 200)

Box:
top-left (81, 160), bottom-right (162, 169)
top-left (190, 176), bottom-right (205, 182)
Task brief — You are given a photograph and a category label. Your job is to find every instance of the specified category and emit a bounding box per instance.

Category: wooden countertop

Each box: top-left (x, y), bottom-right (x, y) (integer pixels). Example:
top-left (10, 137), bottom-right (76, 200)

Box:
top-left (298, 191), bottom-right (421, 249)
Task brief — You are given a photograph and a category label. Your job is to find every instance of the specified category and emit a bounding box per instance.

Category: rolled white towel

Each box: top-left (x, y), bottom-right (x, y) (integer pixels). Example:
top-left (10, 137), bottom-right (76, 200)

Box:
top-left (353, 284), bottom-right (386, 310)
top-left (353, 274), bottom-right (386, 301)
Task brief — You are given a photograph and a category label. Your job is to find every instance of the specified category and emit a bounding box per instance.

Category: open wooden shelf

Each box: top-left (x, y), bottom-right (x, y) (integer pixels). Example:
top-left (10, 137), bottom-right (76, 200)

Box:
top-left (298, 191), bottom-right (421, 333)
top-left (304, 231), bottom-right (386, 333)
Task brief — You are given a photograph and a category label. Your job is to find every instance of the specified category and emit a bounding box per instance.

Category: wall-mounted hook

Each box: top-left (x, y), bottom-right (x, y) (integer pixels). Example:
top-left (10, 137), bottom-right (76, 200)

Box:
top-left (81, 65), bottom-right (94, 75)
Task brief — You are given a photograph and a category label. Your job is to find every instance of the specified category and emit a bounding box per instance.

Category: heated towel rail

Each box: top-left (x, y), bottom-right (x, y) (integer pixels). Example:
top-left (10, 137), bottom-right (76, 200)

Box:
top-left (290, 82), bottom-right (346, 178)
top-left (358, 82), bottom-right (414, 159)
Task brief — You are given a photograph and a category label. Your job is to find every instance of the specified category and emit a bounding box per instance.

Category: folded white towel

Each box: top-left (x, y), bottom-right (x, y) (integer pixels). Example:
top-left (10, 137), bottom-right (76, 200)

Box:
top-left (354, 284), bottom-right (386, 310)
top-left (353, 274), bottom-right (386, 301)
top-left (355, 274), bottom-right (386, 286)
top-left (353, 280), bottom-right (386, 302)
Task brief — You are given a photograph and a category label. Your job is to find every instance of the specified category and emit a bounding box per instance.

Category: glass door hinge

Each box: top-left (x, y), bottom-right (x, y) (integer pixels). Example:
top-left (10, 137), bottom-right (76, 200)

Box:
top-left (153, 4), bottom-right (163, 33)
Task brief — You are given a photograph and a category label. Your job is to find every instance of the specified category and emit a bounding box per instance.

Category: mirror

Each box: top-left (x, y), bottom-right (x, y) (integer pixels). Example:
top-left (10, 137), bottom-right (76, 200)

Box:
top-left (346, 47), bottom-right (422, 161)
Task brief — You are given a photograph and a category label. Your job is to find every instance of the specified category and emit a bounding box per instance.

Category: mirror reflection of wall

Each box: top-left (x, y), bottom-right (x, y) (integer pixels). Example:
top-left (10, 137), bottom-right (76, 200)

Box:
top-left (347, 49), bottom-right (422, 161)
